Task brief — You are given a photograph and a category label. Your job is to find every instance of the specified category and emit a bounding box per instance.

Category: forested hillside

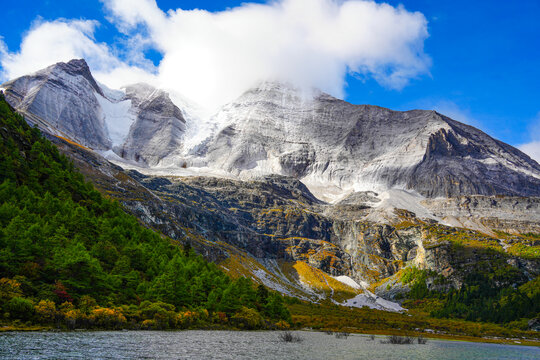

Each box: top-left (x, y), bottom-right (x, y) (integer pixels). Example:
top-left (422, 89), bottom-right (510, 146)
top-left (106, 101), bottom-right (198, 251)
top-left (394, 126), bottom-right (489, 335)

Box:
top-left (0, 93), bottom-right (290, 329)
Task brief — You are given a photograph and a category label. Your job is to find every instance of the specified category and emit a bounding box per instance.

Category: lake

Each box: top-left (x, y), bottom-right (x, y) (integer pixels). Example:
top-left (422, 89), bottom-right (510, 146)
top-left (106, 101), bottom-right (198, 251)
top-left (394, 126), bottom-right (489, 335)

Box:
top-left (0, 330), bottom-right (538, 359)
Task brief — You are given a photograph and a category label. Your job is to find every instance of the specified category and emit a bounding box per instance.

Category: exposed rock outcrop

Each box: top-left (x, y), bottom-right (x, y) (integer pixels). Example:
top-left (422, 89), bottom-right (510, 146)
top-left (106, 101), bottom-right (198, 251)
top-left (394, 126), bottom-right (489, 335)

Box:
top-left (120, 83), bottom-right (186, 166)
top-left (2, 59), bottom-right (110, 149)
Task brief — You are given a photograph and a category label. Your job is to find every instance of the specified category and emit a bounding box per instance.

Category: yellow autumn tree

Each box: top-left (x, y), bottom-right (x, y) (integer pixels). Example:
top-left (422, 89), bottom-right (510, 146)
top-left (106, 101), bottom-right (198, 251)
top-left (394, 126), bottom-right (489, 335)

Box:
top-left (34, 299), bottom-right (56, 323)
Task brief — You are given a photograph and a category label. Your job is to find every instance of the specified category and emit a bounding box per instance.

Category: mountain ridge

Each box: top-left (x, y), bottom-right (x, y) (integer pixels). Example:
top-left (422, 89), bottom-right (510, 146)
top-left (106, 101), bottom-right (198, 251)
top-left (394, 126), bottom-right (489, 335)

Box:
top-left (197, 81), bottom-right (540, 199)
top-left (2, 59), bottom-right (539, 201)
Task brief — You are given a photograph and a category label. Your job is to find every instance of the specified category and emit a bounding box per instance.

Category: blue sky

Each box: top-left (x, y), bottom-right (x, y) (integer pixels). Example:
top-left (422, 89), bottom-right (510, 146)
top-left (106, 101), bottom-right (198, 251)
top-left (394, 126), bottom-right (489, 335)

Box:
top-left (1, 0), bottom-right (539, 156)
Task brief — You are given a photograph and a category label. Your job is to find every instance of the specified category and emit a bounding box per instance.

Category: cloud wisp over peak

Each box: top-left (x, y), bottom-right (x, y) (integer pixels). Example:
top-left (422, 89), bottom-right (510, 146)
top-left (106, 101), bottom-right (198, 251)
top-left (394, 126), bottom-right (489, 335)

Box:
top-left (1, 0), bottom-right (431, 110)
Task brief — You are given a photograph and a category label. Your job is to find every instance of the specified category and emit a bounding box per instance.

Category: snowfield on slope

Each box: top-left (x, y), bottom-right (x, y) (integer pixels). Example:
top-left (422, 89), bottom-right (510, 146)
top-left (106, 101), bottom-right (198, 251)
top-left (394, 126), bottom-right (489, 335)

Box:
top-left (333, 275), bottom-right (404, 312)
top-left (96, 93), bottom-right (135, 147)
top-left (341, 292), bottom-right (405, 312)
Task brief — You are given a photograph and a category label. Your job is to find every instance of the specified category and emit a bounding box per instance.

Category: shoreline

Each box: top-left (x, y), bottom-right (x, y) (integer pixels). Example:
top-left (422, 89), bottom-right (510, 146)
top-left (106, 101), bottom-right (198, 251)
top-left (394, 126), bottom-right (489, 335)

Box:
top-left (2, 325), bottom-right (538, 347)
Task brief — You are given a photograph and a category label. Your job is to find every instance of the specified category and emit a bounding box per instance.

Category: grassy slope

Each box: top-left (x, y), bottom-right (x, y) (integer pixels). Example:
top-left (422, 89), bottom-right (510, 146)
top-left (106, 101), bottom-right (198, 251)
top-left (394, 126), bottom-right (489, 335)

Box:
top-left (288, 301), bottom-right (540, 346)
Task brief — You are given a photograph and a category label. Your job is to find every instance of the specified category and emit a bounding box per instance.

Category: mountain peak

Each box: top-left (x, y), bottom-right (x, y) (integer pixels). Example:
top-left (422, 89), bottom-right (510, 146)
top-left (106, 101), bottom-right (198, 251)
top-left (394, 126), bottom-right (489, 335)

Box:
top-left (48, 59), bottom-right (104, 97)
top-left (64, 58), bottom-right (90, 70)
top-left (243, 80), bottom-right (330, 102)
top-left (1, 58), bottom-right (110, 149)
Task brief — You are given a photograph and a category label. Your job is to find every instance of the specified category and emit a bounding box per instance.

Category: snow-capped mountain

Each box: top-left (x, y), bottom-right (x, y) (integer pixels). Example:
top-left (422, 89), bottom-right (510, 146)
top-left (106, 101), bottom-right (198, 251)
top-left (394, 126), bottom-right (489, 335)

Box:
top-left (2, 59), bottom-right (186, 166)
top-left (2, 59), bottom-right (540, 200)
top-left (197, 81), bottom-right (540, 198)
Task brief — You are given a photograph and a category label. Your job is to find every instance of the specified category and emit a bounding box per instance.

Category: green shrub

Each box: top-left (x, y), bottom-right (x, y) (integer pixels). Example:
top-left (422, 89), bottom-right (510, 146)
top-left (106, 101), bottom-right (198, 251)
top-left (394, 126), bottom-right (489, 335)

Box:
top-left (6, 297), bottom-right (34, 321)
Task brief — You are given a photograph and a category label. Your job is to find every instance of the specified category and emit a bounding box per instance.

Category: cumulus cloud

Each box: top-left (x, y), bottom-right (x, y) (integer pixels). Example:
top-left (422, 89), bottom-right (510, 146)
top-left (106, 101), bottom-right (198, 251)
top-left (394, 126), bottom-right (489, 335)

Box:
top-left (0, 18), bottom-right (156, 88)
top-left (1, 19), bottom-right (110, 79)
top-left (1, 0), bottom-right (431, 110)
top-left (103, 0), bottom-right (430, 109)
top-left (519, 113), bottom-right (540, 163)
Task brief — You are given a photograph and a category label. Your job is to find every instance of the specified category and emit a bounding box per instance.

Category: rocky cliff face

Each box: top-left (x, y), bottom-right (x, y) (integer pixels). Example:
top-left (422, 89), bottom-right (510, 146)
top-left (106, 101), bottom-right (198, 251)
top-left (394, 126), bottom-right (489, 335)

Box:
top-left (1, 60), bottom-right (187, 166)
top-left (423, 196), bottom-right (540, 235)
top-left (196, 82), bottom-right (540, 198)
top-left (2, 59), bottom-right (110, 149)
top-left (119, 83), bottom-right (186, 167)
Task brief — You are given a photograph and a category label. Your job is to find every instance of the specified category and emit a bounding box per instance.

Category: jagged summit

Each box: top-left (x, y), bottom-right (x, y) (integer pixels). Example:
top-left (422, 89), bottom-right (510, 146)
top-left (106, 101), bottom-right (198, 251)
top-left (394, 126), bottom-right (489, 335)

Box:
top-left (2, 59), bottom-right (110, 149)
top-left (120, 83), bottom-right (186, 166)
top-left (2, 59), bottom-right (540, 200)
top-left (53, 59), bottom-right (105, 97)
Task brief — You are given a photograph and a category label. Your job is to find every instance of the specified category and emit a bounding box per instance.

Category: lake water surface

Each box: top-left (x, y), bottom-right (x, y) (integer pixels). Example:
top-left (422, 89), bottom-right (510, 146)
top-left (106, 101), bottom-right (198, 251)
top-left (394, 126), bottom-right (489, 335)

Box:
top-left (0, 330), bottom-right (538, 360)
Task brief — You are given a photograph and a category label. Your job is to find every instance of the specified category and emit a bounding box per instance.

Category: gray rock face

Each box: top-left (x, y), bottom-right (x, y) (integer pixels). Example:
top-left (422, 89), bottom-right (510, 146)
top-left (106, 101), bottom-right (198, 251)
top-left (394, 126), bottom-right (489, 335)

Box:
top-left (409, 119), bottom-right (540, 197)
top-left (199, 82), bottom-right (540, 198)
top-left (119, 83), bottom-right (186, 166)
top-left (1, 60), bottom-right (187, 167)
top-left (423, 196), bottom-right (540, 234)
top-left (2, 59), bottom-right (111, 149)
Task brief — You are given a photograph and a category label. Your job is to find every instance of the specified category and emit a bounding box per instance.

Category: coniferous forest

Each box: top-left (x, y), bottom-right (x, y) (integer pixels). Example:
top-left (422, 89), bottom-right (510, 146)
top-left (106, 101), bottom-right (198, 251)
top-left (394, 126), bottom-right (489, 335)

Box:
top-left (0, 94), bottom-right (290, 330)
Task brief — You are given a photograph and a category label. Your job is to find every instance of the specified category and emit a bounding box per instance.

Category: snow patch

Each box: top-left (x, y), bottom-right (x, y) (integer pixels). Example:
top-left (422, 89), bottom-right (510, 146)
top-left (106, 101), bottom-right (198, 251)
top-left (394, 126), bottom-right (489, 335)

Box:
top-left (300, 179), bottom-right (351, 203)
top-left (166, 90), bottom-right (216, 156)
top-left (342, 290), bottom-right (405, 312)
top-left (366, 188), bottom-right (441, 223)
top-left (96, 94), bottom-right (136, 147)
top-left (107, 157), bottom-right (237, 179)
top-left (98, 82), bottom-right (126, 102)
top-left (332, 276), bottom-right (363, 289)
top-left (97, 150), bottom-right (138, 166)
top-left (303, 183), bottom-right (443, 224)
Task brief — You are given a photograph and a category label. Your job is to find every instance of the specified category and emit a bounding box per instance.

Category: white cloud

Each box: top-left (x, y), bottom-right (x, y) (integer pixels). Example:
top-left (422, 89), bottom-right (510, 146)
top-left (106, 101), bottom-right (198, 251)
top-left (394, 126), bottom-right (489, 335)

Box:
top-left (519, 113), bottom-right (540, 163)
top-left (1, 19), bottom-right (109, 79)
top-left (0, 18), bottom-right (155, 87)
top-left (520, 141), bottom-right (540, 163)
top-left (103, 0), bottom-right (431, 110)
top-left (2, 0), bottom-right (431, 111)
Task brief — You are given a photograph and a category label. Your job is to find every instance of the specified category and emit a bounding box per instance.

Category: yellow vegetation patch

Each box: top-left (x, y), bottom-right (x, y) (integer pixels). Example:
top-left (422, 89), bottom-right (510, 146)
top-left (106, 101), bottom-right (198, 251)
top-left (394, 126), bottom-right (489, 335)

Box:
top-left (259, 208), bottom-right (284, 216)
top-left (393, 221), bottom-right (418, 229)
top-left (292, 261), bottom-right (359, 302)
top-left (219, 252), bottom-right (263, 280)
top-left (55, 135), bottom-right (90, 150)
